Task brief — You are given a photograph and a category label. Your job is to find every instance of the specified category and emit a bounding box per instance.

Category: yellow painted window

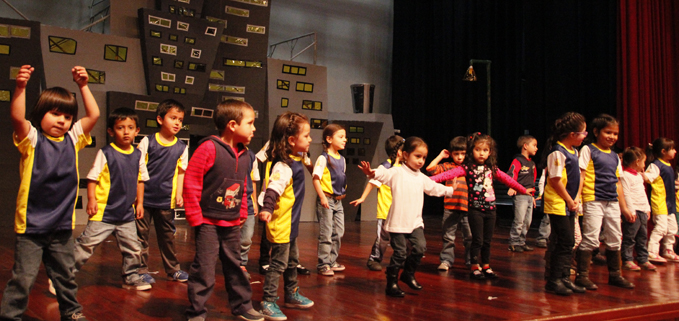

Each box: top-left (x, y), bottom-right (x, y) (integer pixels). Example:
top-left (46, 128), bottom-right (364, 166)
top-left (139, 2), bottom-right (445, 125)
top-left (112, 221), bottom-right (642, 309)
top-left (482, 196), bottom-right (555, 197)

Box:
top-left (277, 80), bottom-right (290, 91)
top-left (281, 98), bottom-right (289, 108)
top-left (49, 36), bottom-right (77, 55)
top-left (226, 6), bottom-right (250, 17)
top-left (104, 44), bottom-right (127, 61)
top-left (86, 69), bottom-right (105, 84)
top-left (210, 70), bottom-right (225, 80)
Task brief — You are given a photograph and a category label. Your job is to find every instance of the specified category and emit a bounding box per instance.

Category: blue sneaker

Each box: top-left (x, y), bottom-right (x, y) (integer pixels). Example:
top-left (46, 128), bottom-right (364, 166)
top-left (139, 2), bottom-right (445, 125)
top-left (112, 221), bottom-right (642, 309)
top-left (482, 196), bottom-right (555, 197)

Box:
top-left (139, 273), bottom-right (156, 284)
top-left (260, 300), bottom-right (287, 321)
top-left (284, 287), bottom-right (314, 309)
top-left (169, 270), bottom-right (189, 282)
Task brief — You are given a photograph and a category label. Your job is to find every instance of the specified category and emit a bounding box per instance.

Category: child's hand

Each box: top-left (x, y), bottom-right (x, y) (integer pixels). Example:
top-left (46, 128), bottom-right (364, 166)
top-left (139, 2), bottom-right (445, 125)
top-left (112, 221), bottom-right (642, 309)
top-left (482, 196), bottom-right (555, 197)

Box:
top-left (524, 188), bottom-right (535, 195)
top-left (86, 198), bottom-right (98, 217)
top-left (566, 199), bottom-right (577, 212)
top-left (15, 65), bottom-right (34, 89)
top-left (647, 211), bottom-right (651, 221)
top-left (175, 194), bottom-right (184, 208)
top-left (622, 207), bottom-right (635, 223)
top-left (358, 161), bottom-right (374, 177)
top-left (135, 206), bottom-right (144, 219)
top-left (239, 216), bottom-right (247, 227)
top-left (259, 211), bottom-right (271, 222)
top-left (438, 149), bottom-right (450, 159)
top-left (319, 196), bottom-right (330, 209)
top-left (72, 66), bottom-right (89, 87)
top-left (350, 197), bottom-right (365, 207)
top-left (507, 188), bottom-right (517, 196)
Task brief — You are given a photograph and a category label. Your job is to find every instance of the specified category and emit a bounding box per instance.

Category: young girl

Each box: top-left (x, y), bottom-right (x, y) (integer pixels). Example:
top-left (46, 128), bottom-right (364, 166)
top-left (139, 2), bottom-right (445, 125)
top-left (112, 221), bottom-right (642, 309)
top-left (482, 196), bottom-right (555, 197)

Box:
top-left (313, 124), bottom-right (348, 276)
top-left (541, 112), bottom-right (586, 296)
top-left (259, 112), bottom-right (314, 320)
top-left (577, 114), bottom-right (634, 290)
top-left (430, 133), bottom-right (533, 280)
top-left (351, 135), bottom-right (405, 271)
top-left (620, 146), bottom-right (656, 271)
top-left (645, 137), bottom-right (679, 263)
top-left (359, 137), bottom-right (455, 297)
top-left (1, 65), bottom-right (99, 320)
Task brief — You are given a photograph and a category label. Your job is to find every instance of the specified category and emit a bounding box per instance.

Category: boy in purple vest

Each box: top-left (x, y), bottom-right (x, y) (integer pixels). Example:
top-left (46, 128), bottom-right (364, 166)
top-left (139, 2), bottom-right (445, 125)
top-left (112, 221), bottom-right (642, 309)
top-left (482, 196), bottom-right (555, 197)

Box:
top-left (507, 135), bottom-right (538, 252)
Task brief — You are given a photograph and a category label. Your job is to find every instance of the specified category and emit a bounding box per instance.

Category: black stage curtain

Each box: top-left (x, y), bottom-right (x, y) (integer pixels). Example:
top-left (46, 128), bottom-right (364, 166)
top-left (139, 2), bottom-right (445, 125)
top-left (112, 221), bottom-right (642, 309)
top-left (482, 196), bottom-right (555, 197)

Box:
top-left (392, 0), bottom-right (617, 171)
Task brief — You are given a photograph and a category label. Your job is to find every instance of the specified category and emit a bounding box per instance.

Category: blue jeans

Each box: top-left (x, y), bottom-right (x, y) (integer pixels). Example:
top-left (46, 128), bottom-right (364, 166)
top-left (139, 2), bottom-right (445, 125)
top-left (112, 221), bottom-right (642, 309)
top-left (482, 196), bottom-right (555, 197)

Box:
top-left (316, 197), bottom-right (345, 269)
top-left (240, 215), bottom-right (256, 265)
top-left (368, 218), bottom-right (390, 262)
top-left (510, 195), bottom-right (534, 246)
top-left (440, 209), bottom-right (471, 265)
top-left (537, 214), bottom-right (551, 243)
top-left (74, 220), bottom-right (143, 281)
top-left (0, 230), bottom-right (82, 320)
top-left (622, 211), bottom-right (650, 263)
top-left (263, 238), bottom-right (299, 301)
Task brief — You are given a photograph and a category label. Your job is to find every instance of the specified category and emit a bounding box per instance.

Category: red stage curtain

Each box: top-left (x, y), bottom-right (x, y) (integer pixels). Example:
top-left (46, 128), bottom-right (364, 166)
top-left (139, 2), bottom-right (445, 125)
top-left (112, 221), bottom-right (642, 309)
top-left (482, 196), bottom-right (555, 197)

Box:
top-left (618, 0), bottom-right (679, 150)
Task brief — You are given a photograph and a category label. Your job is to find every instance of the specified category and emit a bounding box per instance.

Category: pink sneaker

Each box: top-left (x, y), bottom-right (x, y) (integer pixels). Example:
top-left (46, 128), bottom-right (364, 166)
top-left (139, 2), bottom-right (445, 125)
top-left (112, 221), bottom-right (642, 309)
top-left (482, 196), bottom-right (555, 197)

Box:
top-left (640, 262), bottom-right (657, 271)
top-left (622, 261), bottom-right (641, 271)
top-left (648, 252), bottom-right (667, 263)
top-left (663, 249), bottom-right (679, 262)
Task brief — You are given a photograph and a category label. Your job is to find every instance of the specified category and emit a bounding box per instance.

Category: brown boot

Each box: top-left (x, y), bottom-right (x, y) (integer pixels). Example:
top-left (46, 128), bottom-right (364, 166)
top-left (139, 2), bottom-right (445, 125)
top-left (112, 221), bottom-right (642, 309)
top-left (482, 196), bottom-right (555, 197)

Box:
top-left (606, 250), bottom-right (634, 289)
top-left (574, 250), bottom-right (598, 290)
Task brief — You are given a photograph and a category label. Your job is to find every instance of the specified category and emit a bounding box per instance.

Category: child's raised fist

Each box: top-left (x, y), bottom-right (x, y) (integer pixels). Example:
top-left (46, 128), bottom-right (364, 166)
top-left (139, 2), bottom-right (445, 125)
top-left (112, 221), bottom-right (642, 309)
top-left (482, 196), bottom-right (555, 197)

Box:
top-left (71, 66), bottom-right (89, 87)
top-left (15, 65), bottom-right (34, 89)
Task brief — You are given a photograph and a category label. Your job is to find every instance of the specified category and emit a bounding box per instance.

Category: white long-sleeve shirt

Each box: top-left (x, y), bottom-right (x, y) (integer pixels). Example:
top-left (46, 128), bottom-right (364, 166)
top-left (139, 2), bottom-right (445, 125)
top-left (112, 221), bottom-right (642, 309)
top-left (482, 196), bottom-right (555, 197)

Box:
top-left (372, 165), bottom-right (455, 233)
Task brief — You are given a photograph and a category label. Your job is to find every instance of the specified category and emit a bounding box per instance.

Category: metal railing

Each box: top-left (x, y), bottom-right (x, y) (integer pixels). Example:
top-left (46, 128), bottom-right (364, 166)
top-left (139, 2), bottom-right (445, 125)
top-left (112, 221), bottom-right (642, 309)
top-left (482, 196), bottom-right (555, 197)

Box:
top-left (82, 0), bottom-right (109, 33)
top-left (268, 32), bottom-right (317, 64)
top-left (1, 0), bottom-right (29, 20)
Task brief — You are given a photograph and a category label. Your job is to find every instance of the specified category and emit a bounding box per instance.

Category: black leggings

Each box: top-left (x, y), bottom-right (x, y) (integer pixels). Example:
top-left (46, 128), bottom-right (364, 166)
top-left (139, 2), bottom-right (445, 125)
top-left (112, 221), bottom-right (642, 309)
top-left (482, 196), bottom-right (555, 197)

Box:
top-left (467, 208), bottom-right (496, 265)
top-left (548, 214), bottom-right (575, 280)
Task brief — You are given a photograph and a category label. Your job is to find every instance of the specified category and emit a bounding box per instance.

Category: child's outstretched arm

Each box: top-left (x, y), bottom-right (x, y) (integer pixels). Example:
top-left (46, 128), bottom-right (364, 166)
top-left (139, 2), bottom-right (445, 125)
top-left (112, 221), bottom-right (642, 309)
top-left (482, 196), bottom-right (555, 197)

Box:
top-left (495, 169), bottom-right (533, 195)
top-left (11, 65), bottom-right (34, 142)
top-left (350, 182), bottom-right (375, 206)
top-left (429, 166), bottom-right (465, 183)
top-left (358, 161), bottom-right (375, 178)
top-left (72, 66), bottom-right (100, 135)
top-left (425, 149), bottom-right (449, 172)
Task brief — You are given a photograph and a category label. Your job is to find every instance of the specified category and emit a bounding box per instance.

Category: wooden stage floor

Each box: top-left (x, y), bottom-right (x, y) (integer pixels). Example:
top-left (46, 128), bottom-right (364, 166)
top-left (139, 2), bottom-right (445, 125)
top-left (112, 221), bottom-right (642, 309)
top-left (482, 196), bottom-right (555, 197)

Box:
top-left (2, 216), bottom-right (679, 321)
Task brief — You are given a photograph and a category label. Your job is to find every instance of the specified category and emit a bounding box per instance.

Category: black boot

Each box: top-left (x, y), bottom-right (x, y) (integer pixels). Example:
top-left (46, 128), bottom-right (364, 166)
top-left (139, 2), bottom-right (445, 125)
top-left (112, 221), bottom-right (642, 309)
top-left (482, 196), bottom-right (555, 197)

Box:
top-left (606, 250), bottom-right (635, 289)
top-left (545, 279), bottom-right (573, 296)
top-left (561, 277), bottom-right (586, 293)
top-left (385, 266), bottom-right (405, 297)
top-left (399, 256), bottom-right (423, 290)
top-left (574, 250), bottom-right (598, 290)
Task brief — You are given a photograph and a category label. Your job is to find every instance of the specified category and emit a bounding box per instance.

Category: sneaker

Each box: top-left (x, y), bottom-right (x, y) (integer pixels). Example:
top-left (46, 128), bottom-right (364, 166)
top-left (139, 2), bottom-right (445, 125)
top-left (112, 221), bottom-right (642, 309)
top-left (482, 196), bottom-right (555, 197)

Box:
top-left (241, 266), bottom-right (251, 280)
top-left (663, 249), bottom-right (679, 262)
top-left (318, 265), bottom-right (334, 276)
top-left (259, 265), bottom-right (270, 275)
top-left (470, 269), bottom-right (485, 280)
top-left (284, 287), bottom-right (314, 309)
top-left (237, 308), bottom-right (264, 321)
top-left (508, 245), bottom-right (524, 253)
top-left (260, 300), bottom-right (287, 321)
top-left (367, 260), bottom-right (382, 271)
top-left (296, 264), bottom-right (311, 275)
top-left (536, 240), bottom-right (548, 248)
top-left (482, 267), bottom-right (498, 279)
top-left (122, 278), bottom-right (152, 291)
top-left (649, 252), bottom-right (668, 263)
top-left (522, 245), bottom-right (535, 251)
top-left (140, 273), bottom-right (156, 284)
top-left (169, 270), bottom-right (189, 282)
top-left (62, 312), bottom-right (87, 321)
top-left (437, 262), bottom-right (451, 271)
top-left (640, 261), bottom-right (657, 271)
top-left (330, 262), bottom-right (345, 272)
top-left (622, 261), bottom-right (641, 271)
top-left (48, 278), bottom-right (56, 296)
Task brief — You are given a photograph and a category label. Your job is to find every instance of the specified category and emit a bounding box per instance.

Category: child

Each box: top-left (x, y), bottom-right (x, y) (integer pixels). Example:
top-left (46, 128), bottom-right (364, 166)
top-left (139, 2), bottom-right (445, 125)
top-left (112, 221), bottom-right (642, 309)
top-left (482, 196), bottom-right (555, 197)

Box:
top-left (136, 99), bottom-right (189, 284)
top-left (313, 124), bottom-right (348, 276)
top-left (430, 133), bottom-right (533, 280)
top-left (620, 146), bottom-right (656, 271)
top-left (74, 107), bottom-right (151, 291)
top-left (425, 136), bottom-right (472, 270)
top-left (239, 148), bottom-right (260, 281)
top-left (577, 114), bottom-right (634, 290)
top-left (259, 112), bottom-right (314, 320)
top-left (0, 65), bottom-right (97, 321)
top-left (507, 135), bottom-right (538, 252)
top-left (351, 135), bottom-right (405, 271)
top-left (359, 136), bottom-right (456, 297)
top-left (645, 137), bottom-right (679, 263)
top-left (183, 100), bottom-right (263, 321)
top-left (540, 112), bottom-right (587, 296)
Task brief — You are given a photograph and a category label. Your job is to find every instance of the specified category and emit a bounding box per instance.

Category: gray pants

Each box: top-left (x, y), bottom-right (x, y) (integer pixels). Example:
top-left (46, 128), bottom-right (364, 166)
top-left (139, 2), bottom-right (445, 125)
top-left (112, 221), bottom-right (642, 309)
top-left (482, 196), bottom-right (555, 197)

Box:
top-left (440, 209), bottom-right (471, 265)
top-left (580, 201), bottom-right (622, 251)
top-left (316, 197), bottom-right (345, 269)
top-left (509, 195), bottom-right (534, 246)
top-left (368, 218), bottom-right (390, 262)
top-left (240, 215), bottom-right (256, 265)
top-left (537, 214), bottom-right (551, 243)
top-left (136, 207), bottom-right (181, 275)
top-left (74, 220), bottom-right (143, 281)
top-left (263, 238), bottom-right (300, 301)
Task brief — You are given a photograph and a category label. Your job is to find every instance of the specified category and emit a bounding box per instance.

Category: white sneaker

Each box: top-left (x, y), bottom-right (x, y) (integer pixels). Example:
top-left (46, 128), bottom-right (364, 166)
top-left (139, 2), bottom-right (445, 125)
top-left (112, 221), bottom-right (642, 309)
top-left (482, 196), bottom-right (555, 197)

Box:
top-left (648, 252), bottom-right (668, 263)
top-left (663, 249), bottom-right (679, 262)
top-left (437, 262), bottom-right (451, 271)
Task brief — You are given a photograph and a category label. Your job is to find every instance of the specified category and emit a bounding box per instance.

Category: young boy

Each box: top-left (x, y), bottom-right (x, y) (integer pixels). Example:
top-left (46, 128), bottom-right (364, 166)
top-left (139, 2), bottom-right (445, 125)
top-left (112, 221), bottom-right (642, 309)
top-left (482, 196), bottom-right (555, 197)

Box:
top-left (183, 99), bottom-right (263, 321)
top-left (426, 136), bottom-right (472, 270)
top-left (74, 107), bottom-right (152, 291)
top-left (136, 99), bottom-right (189, 284)
top-left (507, 135), bottom-right (538, 252)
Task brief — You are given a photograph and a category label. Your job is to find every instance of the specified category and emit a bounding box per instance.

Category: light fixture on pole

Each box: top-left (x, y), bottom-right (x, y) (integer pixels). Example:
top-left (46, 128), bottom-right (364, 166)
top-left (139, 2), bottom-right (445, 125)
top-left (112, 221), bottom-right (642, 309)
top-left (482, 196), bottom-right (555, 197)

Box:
top-left (463, 59), bottom-right (491, 135)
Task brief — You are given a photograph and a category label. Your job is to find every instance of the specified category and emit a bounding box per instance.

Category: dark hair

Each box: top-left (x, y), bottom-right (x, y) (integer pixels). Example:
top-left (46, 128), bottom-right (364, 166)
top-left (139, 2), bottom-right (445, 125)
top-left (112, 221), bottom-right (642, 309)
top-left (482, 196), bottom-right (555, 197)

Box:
top-left (385, 135), bottom-right (405, 166)
top-left (107, 107), bottom-right (139, 129)
top-left (157, 99), bottom-right (185, 119)
top-left (321, 123), bottom-right (345, 151)
top-left (517, 135), bottom-right (536, 150)
top-left (29, 87), bottom-right (78, 131)
top-left (465, 132), bottom-right (498, 171)
top-left (214, 99), bottom-right (254, 133)
top-left (646, 137), bottom-right (675, 164)
top-left (539, 112), bottom-right (586, 169)
top-left (402, 136), bottom-right (428, 155)
top-left (622, 146), bottom-right (645, 168)
top-left (449, 136), bottom-right (467, 153)
top-left (265, 112), bottom-right (309, 164)
top-left (584, 113), bottom-right (618, 145)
